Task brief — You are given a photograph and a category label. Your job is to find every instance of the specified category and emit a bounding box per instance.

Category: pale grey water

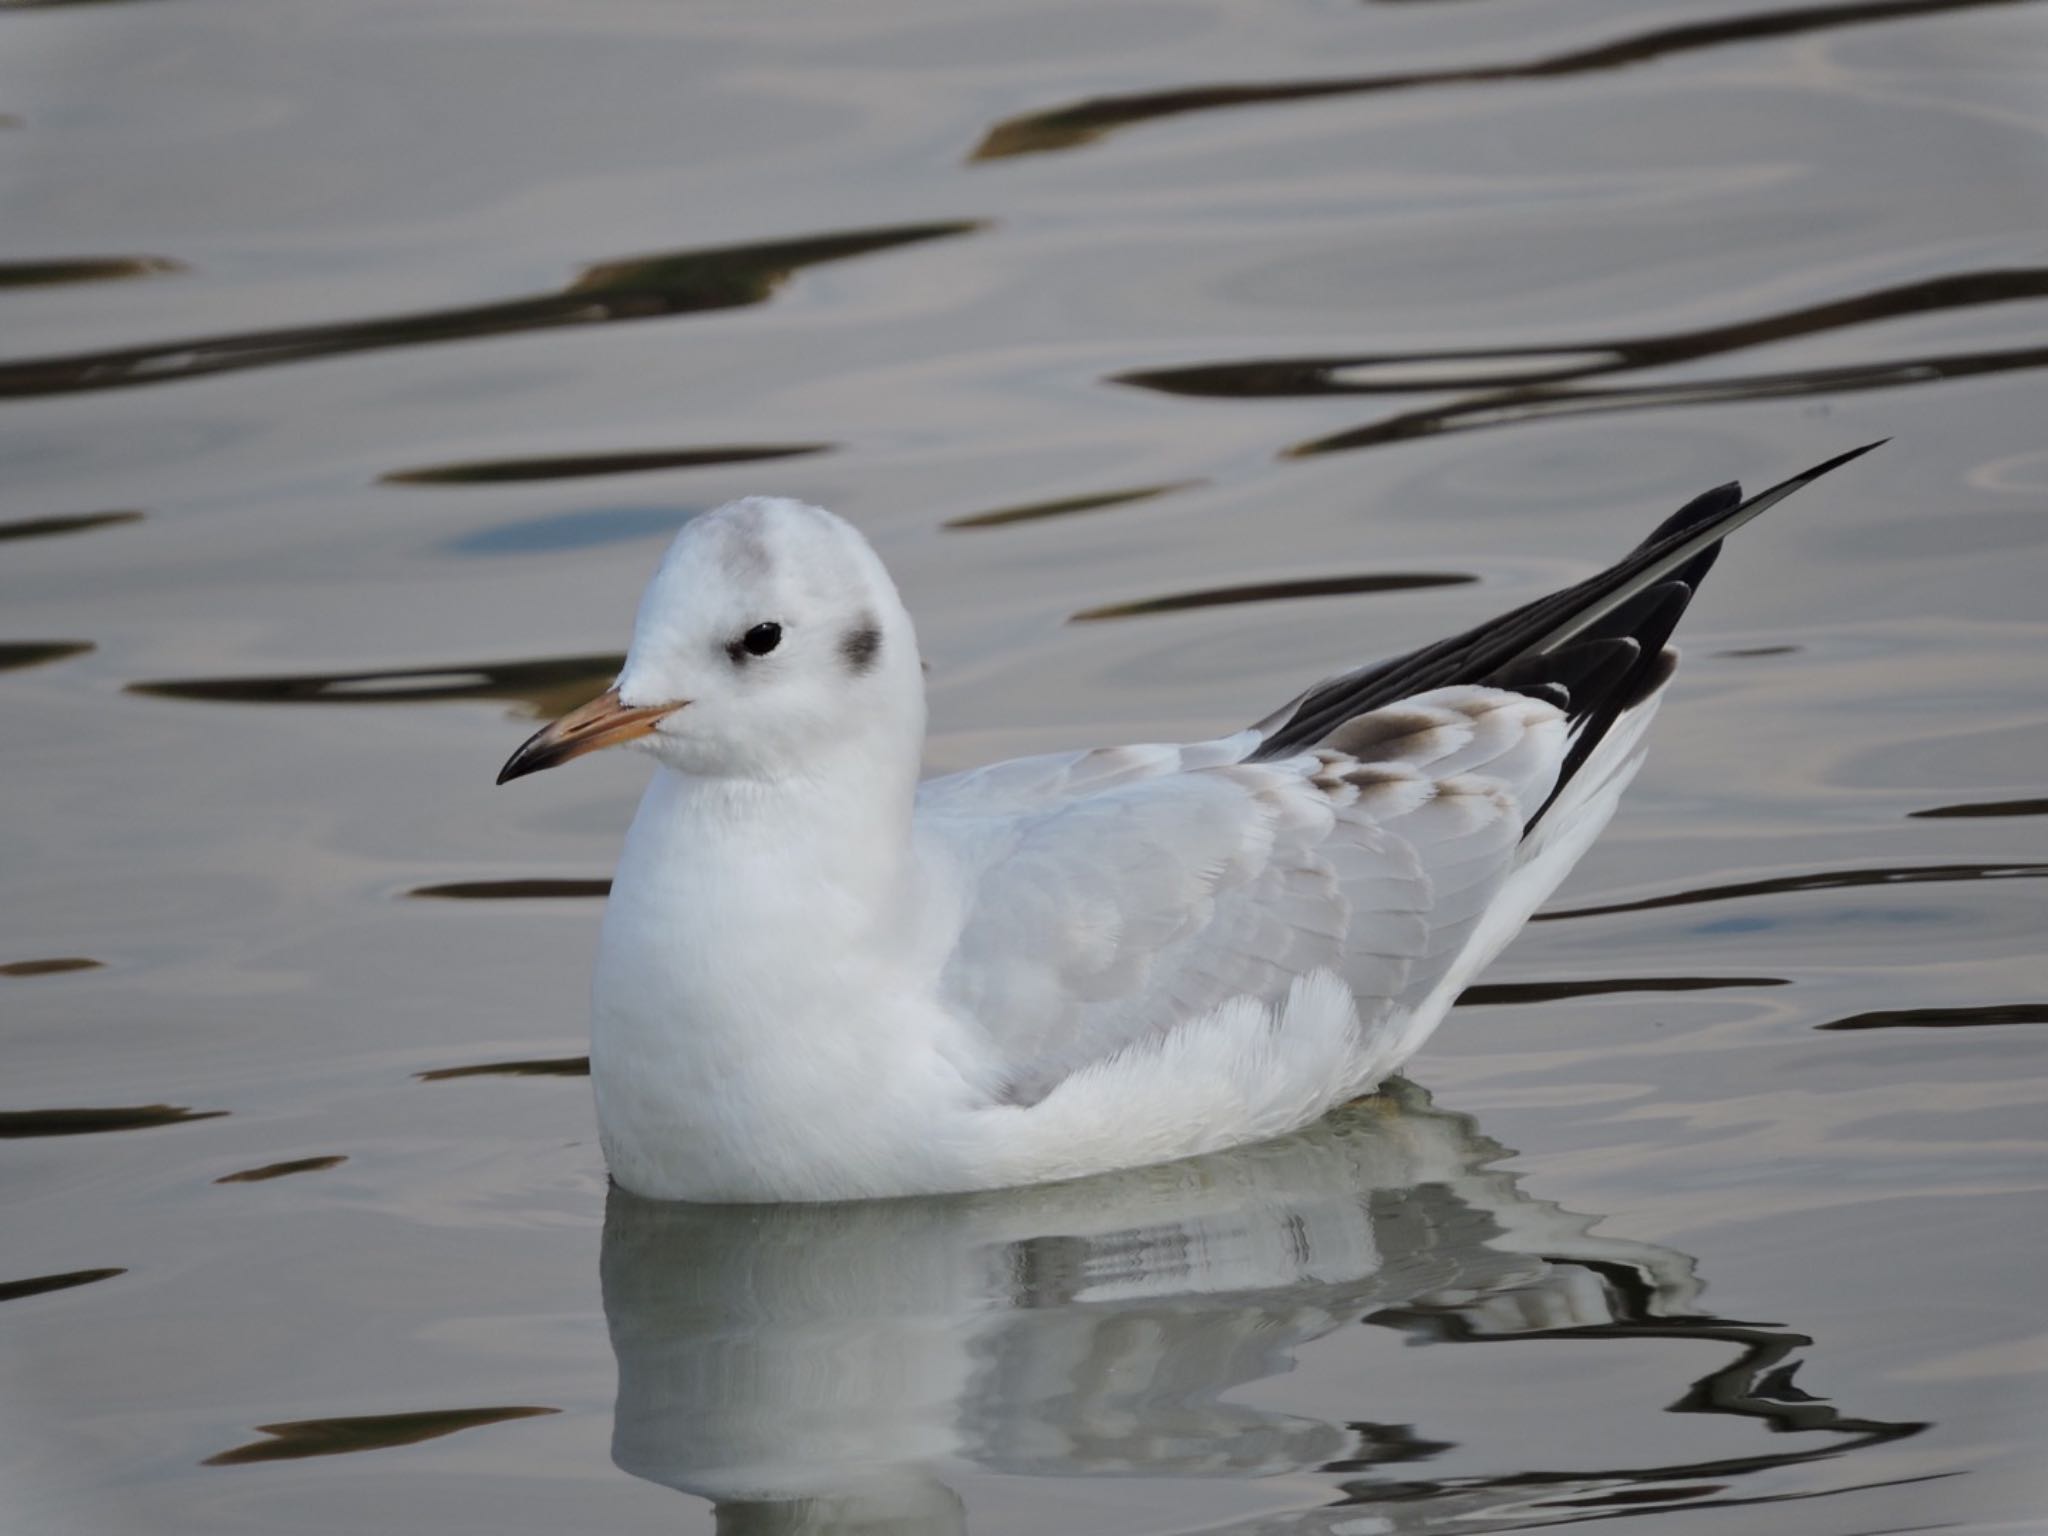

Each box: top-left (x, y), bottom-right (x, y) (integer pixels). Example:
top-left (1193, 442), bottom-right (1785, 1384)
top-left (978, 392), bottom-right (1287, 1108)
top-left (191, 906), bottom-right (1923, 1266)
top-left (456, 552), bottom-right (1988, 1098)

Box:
top-left (3, 1), bottom-right (2046, 1532)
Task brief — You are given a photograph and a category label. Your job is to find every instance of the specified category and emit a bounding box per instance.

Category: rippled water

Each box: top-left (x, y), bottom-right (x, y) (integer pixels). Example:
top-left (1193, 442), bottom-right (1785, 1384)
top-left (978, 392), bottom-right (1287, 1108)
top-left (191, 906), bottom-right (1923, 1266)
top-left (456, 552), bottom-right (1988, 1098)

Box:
top-left (4, 1), bottom-right (2046, 1531)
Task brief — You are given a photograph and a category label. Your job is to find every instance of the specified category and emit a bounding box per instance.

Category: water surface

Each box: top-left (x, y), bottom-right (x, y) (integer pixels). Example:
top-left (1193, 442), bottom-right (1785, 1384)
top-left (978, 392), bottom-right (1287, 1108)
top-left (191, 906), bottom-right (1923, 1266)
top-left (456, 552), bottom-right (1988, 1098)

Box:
top-left (3, 1), bottom-right (2045, 1531)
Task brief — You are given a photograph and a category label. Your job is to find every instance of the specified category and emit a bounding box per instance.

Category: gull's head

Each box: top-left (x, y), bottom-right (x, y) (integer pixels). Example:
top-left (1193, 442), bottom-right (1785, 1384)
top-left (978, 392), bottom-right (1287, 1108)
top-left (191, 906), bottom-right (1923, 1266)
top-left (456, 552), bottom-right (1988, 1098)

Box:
top-left (498, 497), bottom-right (923, 784)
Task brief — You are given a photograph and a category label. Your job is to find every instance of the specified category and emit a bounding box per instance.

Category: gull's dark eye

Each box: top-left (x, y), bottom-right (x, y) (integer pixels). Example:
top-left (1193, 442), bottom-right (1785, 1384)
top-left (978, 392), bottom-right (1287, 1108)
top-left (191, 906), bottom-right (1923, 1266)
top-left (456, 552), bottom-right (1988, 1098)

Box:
top-left (740, 622), bottom-right (782, 658)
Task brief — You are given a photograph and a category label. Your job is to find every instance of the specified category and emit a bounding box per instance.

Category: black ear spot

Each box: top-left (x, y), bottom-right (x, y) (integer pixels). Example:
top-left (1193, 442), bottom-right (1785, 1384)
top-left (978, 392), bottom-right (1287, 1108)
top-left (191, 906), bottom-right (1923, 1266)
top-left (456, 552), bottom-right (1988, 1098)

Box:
top-left (840, 620), bottom-right (882, 675)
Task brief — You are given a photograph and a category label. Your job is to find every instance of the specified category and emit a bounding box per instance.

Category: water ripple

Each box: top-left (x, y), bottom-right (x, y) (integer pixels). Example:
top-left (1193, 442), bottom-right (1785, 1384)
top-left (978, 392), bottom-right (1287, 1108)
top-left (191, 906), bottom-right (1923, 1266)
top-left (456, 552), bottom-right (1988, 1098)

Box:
top-left (1459, 975), bottom-right (1788, 1007)
top-left (0, 221), bottom-right (979, 399)
top-left (0, 510), bottom-right (142, 543)
top-left (215, 1155), bottom-right (347, 1184)
top-left (1358, 1301), bottom-right (1927, 1510)
top-left (0, 641), bottom-right (93, 673)
top-left (1537, 861), bottom-right (2048, 921)
top-left (1818, 1002), bottom-right (2048, 1030)
top-left (0, 1267), bottom-right (125, 1304)
top-left (1909, 795), bottom-right (2048, 820)
top-left (203, 1406), bottom-right (558, 1467)
top-left (0, 1104), bottom-right (225, 1138)
top-left (945, 481), bottom-right (1201, 530)
top-left (1109, 264), bottom-right (2048, 455)
top-left (128, 653), bottom-right (620, 716)
top-left (1071, 571), bottom-right (1473, 622)
top-left (411, 879), bottom-right (610, 900)
top-left (417, 1056), bottom-right (590, 1081)
top-left (1, 957), bottom-right (102, 977)
top-left (0, 256), bottom-right (181, 288)
top-left (1120, 267), bottom-right (2048, 400)
top-left (972, 0), bottom-right (2031, 160)
top-left (382, 443), bottom-right (830, 486)
top-left (1287, 341), bottom-right (2048, 456)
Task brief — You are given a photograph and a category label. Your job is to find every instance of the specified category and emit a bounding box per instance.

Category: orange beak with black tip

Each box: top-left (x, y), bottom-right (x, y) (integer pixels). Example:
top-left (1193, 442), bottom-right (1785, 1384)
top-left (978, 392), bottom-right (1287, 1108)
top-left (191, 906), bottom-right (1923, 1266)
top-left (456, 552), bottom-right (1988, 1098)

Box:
top-left (497, 688), bottom-right (682, 784)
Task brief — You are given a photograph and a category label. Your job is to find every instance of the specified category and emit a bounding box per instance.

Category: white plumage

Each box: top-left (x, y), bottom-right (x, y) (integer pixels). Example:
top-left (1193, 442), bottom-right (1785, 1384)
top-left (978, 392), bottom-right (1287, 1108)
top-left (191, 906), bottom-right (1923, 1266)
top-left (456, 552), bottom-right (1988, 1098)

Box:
top-left (497, 447), bottom-right (1876, 1202)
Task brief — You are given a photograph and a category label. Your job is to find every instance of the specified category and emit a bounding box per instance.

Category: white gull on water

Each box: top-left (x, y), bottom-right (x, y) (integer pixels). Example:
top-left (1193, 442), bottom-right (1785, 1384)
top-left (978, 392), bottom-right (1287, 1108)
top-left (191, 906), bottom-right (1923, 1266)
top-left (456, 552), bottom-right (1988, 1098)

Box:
top-left (499, 444), bottom-right (1879, 1203)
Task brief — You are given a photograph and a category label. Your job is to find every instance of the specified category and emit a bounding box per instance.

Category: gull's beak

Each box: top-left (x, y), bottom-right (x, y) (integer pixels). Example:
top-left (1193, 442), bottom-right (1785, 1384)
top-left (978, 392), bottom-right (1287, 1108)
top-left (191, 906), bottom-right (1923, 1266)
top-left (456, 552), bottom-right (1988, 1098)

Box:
top-left (496, 688), bottom-right (682, 785)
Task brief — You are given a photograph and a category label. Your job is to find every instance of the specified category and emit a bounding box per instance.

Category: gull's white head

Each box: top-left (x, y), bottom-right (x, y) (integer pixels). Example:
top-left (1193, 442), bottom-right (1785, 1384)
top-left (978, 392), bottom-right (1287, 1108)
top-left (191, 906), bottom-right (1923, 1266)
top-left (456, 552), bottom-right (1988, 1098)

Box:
top-left (498, 498), bottom-right (923, 785)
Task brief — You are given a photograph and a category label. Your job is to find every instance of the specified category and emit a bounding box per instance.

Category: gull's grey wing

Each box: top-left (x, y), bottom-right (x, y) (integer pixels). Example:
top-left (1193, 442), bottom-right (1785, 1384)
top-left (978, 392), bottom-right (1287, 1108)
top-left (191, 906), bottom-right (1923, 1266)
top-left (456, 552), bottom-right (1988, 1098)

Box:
top-left (918, 688), bottom-right (1567, 1102)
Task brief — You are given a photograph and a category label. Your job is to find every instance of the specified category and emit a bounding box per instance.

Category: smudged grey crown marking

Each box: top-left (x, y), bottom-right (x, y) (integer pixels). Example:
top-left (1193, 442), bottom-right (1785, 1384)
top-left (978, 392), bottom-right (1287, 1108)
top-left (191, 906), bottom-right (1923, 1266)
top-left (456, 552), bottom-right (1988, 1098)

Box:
top-left (971, 0), bottom-right (2029, 160)
top-left (841, 618), bottom-right (883, 675)
top-left (381, 443), bottom-right (831, 486)
top-left (0, 220), bottom-right (981, 399)
top-left (202, 1406), bottom-right (559, 1467)
top-left (1070, 572), bottom-right (1473, 622)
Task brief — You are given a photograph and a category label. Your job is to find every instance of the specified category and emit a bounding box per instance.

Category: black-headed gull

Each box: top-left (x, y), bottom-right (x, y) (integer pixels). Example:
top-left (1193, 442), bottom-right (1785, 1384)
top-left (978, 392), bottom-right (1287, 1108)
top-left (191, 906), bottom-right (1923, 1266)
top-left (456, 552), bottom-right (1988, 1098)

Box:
top-left (499, 444), bottom-right (1878, 1202)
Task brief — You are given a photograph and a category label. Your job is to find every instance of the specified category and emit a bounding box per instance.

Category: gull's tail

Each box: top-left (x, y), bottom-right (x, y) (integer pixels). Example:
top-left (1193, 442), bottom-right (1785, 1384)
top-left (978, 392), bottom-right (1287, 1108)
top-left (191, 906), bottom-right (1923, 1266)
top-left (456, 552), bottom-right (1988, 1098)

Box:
top-left (1250, 442), bottom-right (1883, 823)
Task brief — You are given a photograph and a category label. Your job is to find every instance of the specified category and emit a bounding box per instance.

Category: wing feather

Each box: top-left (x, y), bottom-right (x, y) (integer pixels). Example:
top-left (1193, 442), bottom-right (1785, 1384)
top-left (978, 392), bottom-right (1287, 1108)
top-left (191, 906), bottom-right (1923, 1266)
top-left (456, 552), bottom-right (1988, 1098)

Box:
top-left (920, 687), bottom-right (1571, 1103)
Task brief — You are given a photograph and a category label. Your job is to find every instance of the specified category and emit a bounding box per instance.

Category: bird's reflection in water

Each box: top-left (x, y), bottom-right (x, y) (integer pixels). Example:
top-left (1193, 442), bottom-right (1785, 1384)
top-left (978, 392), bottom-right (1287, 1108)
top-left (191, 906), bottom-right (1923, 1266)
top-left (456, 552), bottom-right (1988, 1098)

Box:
top-left (600, 1084), bottom-right (1922, 1534)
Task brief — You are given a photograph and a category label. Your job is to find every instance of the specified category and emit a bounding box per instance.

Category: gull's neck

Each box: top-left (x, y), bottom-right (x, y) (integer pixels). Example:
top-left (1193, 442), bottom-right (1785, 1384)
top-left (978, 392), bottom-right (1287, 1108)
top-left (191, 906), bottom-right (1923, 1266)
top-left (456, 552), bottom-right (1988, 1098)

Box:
top-left (639, 728), bottom-right (919, 891)
top-left (606, 716), bottom-right (929, 991)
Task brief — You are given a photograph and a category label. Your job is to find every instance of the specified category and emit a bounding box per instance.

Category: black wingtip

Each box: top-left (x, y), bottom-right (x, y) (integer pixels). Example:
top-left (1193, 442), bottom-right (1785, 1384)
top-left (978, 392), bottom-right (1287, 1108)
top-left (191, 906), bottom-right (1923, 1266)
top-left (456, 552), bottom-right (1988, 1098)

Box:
top-left (1797, 438), bottom-right (1887, 482)
top-left (1680, 439), bottom-right (1884, 549)
top-left (1636, 442), bottom-right (1880, 555)
top-left (1248, 442), bottom-right (1885, 762)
